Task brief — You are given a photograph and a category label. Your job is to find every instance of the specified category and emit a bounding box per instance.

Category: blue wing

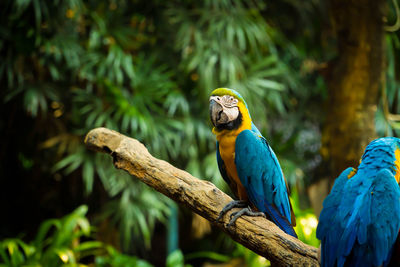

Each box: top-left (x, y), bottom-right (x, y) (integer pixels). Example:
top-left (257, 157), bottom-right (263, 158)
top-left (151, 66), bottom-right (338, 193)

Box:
top-left (234, 129), bottom-right (297, 237)
top-left (317, 168), bottom-right (400, 267)
top-left (317, 167), bottom-right (356, 267)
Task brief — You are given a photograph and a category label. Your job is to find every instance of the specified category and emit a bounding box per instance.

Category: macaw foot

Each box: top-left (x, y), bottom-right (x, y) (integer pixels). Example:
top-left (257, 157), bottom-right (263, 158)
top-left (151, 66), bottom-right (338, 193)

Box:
top-left (216, 200), bottom-right (247, 222)
top-left (227, 208), bottom-right (266, 228)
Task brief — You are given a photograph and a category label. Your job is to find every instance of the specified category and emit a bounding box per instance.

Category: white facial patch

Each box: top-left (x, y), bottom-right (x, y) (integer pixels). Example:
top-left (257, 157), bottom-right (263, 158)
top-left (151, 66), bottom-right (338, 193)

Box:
top-left (210, 95), bottom-right (239, 108)
top-left (226, 104), bottom-right (240, 119)
top-left (210, 95), bottom-right (239, 124)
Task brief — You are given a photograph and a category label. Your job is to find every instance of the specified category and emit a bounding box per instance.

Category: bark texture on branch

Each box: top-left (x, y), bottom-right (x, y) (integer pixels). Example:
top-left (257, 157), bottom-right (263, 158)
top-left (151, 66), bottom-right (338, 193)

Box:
top-left (84, 127), bottom-right (319, 266)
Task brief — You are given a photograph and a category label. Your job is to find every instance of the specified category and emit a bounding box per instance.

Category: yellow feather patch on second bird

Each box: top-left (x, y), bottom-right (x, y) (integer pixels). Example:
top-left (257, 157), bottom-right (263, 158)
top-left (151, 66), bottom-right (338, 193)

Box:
top-left (394, 148), bottom-right (400, 183)
top-left (347, 169), bottom-right (357, 179)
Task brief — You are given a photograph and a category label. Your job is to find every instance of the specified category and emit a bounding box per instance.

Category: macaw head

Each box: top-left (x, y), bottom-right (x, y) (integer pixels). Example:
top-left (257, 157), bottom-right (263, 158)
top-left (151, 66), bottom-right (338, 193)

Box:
top-left (359, 137), bottom-right (400, 182)
top-left (209, 88), bottom-right (251, 132)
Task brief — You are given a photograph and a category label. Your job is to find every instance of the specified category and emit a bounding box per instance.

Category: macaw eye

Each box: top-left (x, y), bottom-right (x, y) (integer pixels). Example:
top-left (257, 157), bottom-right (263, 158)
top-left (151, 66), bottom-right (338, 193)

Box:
top-left (230, 96), bottom-right (234, 101)
top-left (216, 96), bottom-right (221, 101)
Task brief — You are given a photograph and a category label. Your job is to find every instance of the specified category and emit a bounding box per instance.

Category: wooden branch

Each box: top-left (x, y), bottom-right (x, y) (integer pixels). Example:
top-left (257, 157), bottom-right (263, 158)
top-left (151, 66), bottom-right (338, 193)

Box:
top-left (84, 127), bottom-right (319, 266)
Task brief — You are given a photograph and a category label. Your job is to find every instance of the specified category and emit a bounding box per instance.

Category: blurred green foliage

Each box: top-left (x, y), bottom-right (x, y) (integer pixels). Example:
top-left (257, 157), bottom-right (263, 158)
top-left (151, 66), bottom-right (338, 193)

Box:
top-left (292, 190), bottom-right (320, 248)
top-left (1, 0), bottom-right (399, 266)
top-left (0, 205), bottom-right (152, 266)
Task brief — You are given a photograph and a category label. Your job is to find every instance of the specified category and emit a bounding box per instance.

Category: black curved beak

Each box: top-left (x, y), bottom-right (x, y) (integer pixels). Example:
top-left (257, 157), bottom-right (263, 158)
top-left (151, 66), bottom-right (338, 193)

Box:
top-left (209, 99), bottom-right (223, 127)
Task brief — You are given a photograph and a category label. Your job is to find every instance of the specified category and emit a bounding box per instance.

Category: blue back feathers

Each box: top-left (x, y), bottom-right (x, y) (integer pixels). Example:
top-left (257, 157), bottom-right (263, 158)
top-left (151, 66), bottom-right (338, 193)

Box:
top-left (234, 129), bottom-right (296, 237)
top-left (317, 137), bottom-right (400, 267)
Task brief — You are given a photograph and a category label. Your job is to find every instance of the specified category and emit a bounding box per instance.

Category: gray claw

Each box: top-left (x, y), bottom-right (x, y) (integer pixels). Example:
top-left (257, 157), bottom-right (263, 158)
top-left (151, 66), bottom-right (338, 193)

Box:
top-left (216, 200), bottom-right (247, 222)
top-left (227, 207), bottom-right (266, 227)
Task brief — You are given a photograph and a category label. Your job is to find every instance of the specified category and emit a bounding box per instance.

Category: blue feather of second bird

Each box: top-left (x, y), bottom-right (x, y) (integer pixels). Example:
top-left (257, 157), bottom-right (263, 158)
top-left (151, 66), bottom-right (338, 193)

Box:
top-left (317, 138), bottom-right (400, 267)
top-left (234, 129), bottom-right (296, 237)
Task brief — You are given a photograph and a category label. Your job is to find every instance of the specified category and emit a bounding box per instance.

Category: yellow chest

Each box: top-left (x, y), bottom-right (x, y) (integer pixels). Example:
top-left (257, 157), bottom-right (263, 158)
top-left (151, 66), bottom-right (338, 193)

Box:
top-left (218, 135), bottom-right (240, 185)
top-left (213, 100), bottom-right (252, 199)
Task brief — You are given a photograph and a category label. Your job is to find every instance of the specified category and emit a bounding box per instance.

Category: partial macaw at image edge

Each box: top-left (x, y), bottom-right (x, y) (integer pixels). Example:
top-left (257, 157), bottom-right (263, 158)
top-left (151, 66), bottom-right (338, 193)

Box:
top-left (317, 137), bottom-right (400, 267)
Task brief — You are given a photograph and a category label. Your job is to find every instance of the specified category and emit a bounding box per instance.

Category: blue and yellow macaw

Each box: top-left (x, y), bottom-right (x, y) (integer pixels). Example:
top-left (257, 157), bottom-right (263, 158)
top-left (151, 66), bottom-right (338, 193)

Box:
top-left (317, 137), bottom-right (400, 267)
top-left (209, 88), bottom-right (297, 237)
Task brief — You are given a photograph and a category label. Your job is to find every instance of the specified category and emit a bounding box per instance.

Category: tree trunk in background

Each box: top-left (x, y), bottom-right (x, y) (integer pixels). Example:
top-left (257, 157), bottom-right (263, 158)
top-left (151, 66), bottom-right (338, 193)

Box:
top-left (310, 0), bottom-right (386, 216)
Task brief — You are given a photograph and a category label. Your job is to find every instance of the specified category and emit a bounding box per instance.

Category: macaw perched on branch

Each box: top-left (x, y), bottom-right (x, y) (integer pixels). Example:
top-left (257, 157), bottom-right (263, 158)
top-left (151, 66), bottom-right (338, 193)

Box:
top-left (317, 137), bottom-right (400, 267)
top-left (209, 88), bottom-right (297, 238)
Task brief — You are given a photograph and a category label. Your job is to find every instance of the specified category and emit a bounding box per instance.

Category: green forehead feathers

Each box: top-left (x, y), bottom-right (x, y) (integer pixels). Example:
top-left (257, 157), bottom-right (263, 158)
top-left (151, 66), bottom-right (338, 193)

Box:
top-left (210, 88), bottom-right (245, 103)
